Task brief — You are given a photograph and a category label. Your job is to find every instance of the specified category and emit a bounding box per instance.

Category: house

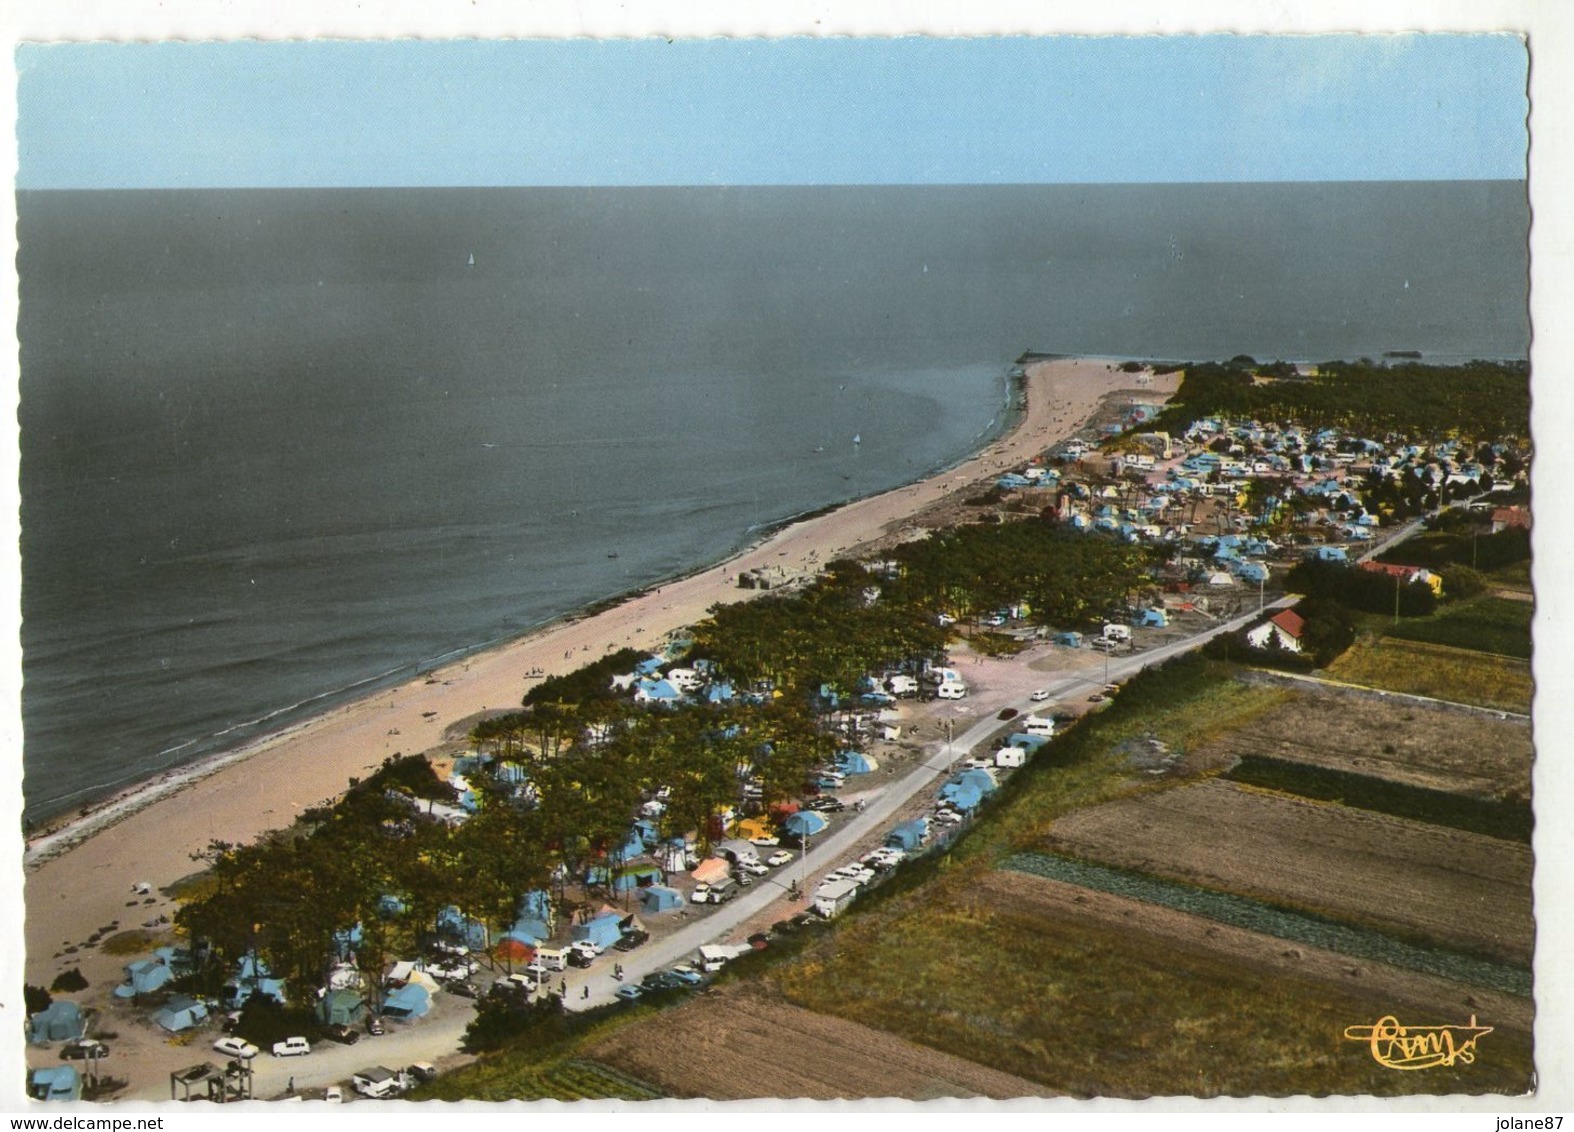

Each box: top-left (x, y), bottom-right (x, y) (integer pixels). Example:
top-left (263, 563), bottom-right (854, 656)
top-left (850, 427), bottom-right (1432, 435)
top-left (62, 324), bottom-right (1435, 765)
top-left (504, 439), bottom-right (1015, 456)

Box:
top-left (1246, 609), bottom-right (1306, 653)
top-left (1359, 560), bottom-right (1444, 597)
top-left (1491, 506), bottom-right (1531, 533)
top-left (812, 878), bottom-right (862, 920)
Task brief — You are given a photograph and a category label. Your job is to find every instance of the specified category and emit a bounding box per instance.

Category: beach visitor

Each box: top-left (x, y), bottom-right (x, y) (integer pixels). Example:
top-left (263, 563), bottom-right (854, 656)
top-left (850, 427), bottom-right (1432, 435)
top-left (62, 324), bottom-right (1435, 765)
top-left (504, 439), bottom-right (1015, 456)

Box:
top-left (582, 985), bottom-right (590, 1000)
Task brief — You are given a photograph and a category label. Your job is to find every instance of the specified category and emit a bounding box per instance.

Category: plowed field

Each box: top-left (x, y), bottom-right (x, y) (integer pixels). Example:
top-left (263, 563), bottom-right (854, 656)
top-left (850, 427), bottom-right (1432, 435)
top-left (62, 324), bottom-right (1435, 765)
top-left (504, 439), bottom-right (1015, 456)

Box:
top-left (584, 983), bottom-right (1052, 1100)
top-left (1044, 779), bottom-right (1533, 966)
top-left (1192, 687), bottom-right (1532, 799)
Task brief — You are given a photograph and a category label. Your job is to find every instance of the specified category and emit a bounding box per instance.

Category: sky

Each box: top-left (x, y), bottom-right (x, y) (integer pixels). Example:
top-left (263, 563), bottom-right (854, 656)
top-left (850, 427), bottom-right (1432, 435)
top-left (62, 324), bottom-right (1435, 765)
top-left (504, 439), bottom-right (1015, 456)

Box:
top-left (14, 34), bottom-right (1529, 189)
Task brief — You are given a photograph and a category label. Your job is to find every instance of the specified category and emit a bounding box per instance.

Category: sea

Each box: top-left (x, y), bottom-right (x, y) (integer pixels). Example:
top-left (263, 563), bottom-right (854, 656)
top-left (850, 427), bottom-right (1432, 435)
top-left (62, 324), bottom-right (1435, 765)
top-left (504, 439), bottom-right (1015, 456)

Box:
top-left (16, 182), bottom-right (1531, 824)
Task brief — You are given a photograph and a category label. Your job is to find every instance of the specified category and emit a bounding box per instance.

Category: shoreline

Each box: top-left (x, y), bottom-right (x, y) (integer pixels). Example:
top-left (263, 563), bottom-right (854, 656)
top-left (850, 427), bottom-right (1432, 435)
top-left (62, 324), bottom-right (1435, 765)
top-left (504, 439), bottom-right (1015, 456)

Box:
top-left (23, 369), bottom-right (1026, 844)
top-left (22, 357), bottom-right (1178, 990)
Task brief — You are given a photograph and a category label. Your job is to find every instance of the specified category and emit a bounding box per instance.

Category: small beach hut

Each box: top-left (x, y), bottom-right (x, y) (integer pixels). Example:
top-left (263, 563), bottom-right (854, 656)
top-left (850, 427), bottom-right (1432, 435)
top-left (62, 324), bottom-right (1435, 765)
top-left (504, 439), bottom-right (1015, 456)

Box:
top-left (29, 1001), bottom-right (85, 1043)
top-left (639, 886), bottom-right (684, 914)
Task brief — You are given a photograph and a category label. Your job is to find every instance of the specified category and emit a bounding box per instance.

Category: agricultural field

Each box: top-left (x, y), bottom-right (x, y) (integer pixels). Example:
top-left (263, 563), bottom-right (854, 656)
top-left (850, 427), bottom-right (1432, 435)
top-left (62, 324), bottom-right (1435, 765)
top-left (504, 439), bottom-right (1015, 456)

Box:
top-left (756, 864), bottom-right (1532, 1098)
top-left (1384, 595), bottom-right (1532, 659)
top-left (1041, 779), bottom-right (1533, 968)
top-left (1192, 687), bottom-right (1532, 800)
top-left (585, 983), bottom-right (1051, 1100)
top-left (1324, 637), bottom-right (1532, 713)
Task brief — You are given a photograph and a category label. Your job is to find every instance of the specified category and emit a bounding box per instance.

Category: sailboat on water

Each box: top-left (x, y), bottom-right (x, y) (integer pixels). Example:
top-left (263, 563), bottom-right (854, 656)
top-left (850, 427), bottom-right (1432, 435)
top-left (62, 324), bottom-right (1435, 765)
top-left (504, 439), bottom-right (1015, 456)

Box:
top-left (467, 252), bottom-right (476, 269)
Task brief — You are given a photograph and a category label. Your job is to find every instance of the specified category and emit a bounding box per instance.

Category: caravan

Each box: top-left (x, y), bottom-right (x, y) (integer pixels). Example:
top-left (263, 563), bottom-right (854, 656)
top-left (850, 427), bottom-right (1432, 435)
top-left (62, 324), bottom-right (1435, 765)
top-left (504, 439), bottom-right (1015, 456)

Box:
top-left (936, 681), bottom-right (967, 700)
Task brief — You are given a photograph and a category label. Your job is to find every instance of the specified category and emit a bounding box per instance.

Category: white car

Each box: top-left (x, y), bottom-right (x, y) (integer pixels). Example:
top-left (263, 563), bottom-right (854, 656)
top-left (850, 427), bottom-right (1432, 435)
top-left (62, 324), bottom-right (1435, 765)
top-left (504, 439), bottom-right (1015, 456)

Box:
top-left (324, 1086), bottom-right (344, 1104)
top-left (749, 835), bottom-right (781, 848)
top-left (213, 1037), bottom-right (259, 1060)
top-left (766, 850), bottom-right (794, 867)
top-left (271, 1036), bottom-right (311, 1058)
top-left (1030, 689), bottom-right (1051, 702)
top-left (739, 860), bottom-right (770, 876)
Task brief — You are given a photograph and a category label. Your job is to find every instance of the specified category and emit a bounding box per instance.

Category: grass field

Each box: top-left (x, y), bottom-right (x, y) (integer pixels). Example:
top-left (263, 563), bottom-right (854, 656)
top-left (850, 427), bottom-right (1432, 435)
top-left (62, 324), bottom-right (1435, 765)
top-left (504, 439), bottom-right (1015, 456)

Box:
top-left (1324, 637), bottom-right (1532, 713)
top-left (1384, 595), bottom-right (1532, 659)
top-left (766, 866), bottom-right (1533, 1098)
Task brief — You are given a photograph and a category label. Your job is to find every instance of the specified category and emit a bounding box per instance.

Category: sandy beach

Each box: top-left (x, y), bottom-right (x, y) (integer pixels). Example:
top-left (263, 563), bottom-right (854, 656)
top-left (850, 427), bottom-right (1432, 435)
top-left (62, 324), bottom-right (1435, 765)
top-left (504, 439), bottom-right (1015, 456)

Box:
top-left (21, 357), bottom-right (1177, 994)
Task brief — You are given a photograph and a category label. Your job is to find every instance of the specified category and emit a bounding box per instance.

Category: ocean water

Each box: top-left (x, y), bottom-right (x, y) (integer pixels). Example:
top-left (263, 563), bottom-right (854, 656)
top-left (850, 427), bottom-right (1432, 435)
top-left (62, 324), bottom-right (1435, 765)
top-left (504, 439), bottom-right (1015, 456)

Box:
top-left (16, 183), bottom-right (1530, 822)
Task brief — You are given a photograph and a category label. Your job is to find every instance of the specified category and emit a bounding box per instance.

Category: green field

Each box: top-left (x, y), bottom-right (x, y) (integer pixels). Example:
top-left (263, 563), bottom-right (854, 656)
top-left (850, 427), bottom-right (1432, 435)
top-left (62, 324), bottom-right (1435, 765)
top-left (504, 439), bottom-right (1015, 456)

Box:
top-left (1326, 637), bottom-right (1532, 713)
top-left (1384, 595), bottom-right (1532, 659)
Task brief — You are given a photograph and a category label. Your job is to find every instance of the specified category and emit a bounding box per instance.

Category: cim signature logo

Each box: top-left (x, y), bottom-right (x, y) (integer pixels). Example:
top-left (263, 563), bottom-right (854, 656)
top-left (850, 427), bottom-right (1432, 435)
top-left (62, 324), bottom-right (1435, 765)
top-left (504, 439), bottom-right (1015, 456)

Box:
top-left (1343, 1014), bottom-right (1494, 1071)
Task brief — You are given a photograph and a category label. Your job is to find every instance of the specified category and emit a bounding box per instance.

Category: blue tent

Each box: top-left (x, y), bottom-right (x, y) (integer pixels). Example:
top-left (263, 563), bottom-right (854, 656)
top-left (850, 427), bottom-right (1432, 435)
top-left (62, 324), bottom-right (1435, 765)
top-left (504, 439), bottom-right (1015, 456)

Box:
top-left (153, 995), bottom-right (210, 1034)
top-left (1052, 631), bottom-right (1084, 647)
top-left (886, 818), bottom-right (929, 852)
top-left (1136, 608), bottom-right (1169, 627)
top-left (383, 982), bottom-right (430, 1019)
top-left (113, 956), bottom-right (173, 998)
top-left (1006, 732), bottom-right (1050, 751)
top-left (437, 906), bottom-right (490, 950)
top-left (612, 865), bottom-right (661, 893)
top-left (573, 912), bottom-right (626, 951)
top-left (782, 810), bottom-right (829, 837)
top-left (616, 828), bottom-right (647, 861)
top-left (633, 819), bottom-right (660, 845)
top-left (705, 682), bottom-right (735, 704)
top-left (519, 889), bottom-right (553, 921)
top-left (836, 750), bottom-right (877, 775)
top-left (954, 769), bottom-right (998, 795)
top-left (28, 1001), bottom-right (84, 1043)
top-left (938, 782), bottom-right (984, 811)
top-left (332, 922), bottom-right (364, 958)
top-left (639, 886), bottom-right (684, 913)
top-left (29, 1066), bottom-right (81, 1102)
top-left (637, 678), bottom-right (681, 703)
top-left (508, 918), bottom-right (550, 945)
top-left (378, 893), bottom-right (409, 919)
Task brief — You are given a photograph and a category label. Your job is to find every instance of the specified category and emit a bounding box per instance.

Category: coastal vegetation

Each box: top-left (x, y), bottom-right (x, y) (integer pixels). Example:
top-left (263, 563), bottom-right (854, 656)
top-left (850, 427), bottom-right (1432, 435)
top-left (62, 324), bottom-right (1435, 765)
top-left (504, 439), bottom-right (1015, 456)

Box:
top-left (1151, 358), bottom-right (1530, 440)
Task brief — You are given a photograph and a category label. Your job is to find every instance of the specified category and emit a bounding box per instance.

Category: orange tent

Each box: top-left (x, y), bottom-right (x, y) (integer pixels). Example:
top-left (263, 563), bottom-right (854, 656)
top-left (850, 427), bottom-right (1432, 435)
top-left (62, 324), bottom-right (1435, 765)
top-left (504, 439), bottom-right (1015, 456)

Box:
top-left (494, 939), bottom-right (536, 962)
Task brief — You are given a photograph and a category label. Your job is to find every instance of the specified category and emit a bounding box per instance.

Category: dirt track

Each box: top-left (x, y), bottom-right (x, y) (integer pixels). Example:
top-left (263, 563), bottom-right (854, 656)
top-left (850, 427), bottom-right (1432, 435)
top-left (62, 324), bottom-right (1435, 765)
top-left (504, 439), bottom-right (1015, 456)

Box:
top-left (1043, 779), bottom-right (1534, 966)
top-left (584, 982), bottom-right (1052, 1100)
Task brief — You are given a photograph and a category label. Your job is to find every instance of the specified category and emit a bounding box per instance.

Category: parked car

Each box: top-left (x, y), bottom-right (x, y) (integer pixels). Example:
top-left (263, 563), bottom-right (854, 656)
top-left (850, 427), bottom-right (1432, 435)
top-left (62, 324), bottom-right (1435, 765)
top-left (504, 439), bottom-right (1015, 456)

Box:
top-left (641, 971), bottom-right (686, 992)
top-left (668, 965), bottom-right (704, 985)
top-left (1030, 688), bottom-right (1052, 702)
top-left (320, 1024), bottom-right (361, 1046)
top-left (614, 985), bottom-right (644, 1003)
top-left (749, 835), bottom-right (780, 848)
top-left (271, 1036), bottom-right (312, 1058)
top-left (366, 1016), bottom-right (384, 1036)
top-left (807, 798), bottom-right (846, 813)
top-left (324, 1086), bottom-right (344, 1104)
top-left (212, 1036), bottom-right (260, 1060)
top-left (406, 1062), bottom-right (438, 1083)
top-left (570, 940), bottom-right (604, 960)
top-left (614, 929), bottom-right (650, 952)
top-left (445, 980), bottom-right (480, 998)
top-left (766, 850), bottom-right (794, 867)
top-left (59, 1039), bottom-right (109, 1061)
top-left (567, 948), bottom-right (595, 968)
top-left (739, 859), bottom-right (770, 876)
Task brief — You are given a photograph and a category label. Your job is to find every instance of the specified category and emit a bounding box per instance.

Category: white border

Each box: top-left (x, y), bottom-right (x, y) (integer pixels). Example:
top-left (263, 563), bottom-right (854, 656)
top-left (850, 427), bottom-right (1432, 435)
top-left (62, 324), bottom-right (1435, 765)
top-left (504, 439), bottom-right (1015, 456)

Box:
top-left (1, 2), bottom-right (1567, 1125)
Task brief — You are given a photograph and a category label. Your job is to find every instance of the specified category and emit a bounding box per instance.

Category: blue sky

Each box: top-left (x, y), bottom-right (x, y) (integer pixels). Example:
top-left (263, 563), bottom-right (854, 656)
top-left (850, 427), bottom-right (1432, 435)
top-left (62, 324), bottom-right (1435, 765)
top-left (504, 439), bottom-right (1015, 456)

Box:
top-left (15, 35), bottom-right (1528, 188)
